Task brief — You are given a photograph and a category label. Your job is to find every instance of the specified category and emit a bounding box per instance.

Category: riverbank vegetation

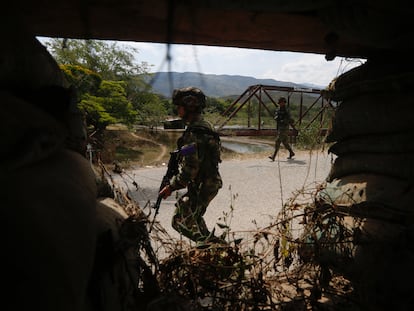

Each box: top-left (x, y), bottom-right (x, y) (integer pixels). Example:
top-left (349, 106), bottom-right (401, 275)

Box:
top-left (45, 38), bottom-right (330, 167)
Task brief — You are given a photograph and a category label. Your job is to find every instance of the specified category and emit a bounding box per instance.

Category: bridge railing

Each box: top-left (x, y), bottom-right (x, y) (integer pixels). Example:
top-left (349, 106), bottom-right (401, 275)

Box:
top-left (214, 84), bottom-right (334, 137)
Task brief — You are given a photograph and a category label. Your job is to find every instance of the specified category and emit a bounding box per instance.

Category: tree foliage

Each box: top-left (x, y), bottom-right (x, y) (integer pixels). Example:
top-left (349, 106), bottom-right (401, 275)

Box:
top-left (59, 64), bottom-right (102, 97)
top-left (46, 39), bottom-right (150, 80)
top-left (79, 95), bottom-right (117, 132)
top-left (60, 64), bottom-right (136, 131)
top-left (97, 80), bottom-right (137, 126)
top-left (46, 39), bottom-right (170, 131)
top-left (133, 90), bottom-right (167, 128)
top-left (205, 97), bottom-right (228, 113)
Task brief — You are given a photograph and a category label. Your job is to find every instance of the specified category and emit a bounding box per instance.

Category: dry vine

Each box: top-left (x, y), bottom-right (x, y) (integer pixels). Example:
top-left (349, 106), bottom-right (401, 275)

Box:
top-left (100, 160), bottom-right (362, 310)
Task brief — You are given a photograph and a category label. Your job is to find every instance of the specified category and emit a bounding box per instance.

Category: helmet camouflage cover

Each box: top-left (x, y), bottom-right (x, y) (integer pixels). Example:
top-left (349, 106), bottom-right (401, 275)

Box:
top-left (278, 97), bottom-right (287, 104)
top-left (172, 86), bottom-right (206, 111)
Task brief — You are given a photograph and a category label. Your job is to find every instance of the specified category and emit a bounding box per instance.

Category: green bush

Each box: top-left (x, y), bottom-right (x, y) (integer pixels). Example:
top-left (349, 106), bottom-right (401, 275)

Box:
top-left (296, 123), bottom-right (326, 149)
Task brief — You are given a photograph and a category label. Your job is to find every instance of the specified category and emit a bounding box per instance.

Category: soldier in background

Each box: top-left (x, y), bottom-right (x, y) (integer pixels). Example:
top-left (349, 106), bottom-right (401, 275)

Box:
top-left (269, 97), bottom-right (296, 161)
top-left (159, 87), bottom-right (223, 244)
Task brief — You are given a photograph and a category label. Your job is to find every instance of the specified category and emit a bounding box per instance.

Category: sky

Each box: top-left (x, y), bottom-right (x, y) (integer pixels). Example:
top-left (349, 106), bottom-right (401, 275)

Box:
top-left (121, 41), bottom-right (365, 88)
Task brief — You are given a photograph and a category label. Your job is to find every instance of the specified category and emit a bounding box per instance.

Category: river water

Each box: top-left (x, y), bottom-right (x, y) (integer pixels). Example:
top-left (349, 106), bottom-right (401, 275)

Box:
top-left (221, 140), bottom-right (273, 154)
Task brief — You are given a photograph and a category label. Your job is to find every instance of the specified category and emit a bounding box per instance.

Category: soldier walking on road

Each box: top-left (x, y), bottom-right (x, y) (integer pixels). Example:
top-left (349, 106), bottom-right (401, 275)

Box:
top-left (269, 97), bottom-right (296, 161)
top-left (159, 87), bottom-right (223, 244)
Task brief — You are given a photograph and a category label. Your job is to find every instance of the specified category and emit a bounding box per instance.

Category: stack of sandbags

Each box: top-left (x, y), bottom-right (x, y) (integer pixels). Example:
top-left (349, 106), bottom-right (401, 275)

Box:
top-left (0, 24), bottom-right (97, 311)
top-left (317, 60), bottom-right (414, 310)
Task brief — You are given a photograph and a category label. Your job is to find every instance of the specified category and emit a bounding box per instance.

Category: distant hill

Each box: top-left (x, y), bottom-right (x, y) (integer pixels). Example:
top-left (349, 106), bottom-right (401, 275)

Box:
top-left (144, 72), bottom-right (325, 98)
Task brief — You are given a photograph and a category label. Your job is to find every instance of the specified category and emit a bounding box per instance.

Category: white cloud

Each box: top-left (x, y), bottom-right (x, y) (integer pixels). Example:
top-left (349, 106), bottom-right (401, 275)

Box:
top-left (164, 46), bottom-right (364, 86)
top-left (262, 54), bottom-right (364, 87)
top-left (50, 39), bottom-right (365, 87)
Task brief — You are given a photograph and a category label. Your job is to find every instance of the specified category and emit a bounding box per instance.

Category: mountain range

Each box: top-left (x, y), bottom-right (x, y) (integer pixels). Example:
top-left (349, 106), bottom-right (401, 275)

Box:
top-left (144, 72), bottom-right (325, 98)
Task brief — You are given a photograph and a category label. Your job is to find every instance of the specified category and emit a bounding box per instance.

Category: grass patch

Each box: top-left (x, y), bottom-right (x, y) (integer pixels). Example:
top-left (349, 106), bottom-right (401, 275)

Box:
top-left (115, 146), bottom-right (143, 162)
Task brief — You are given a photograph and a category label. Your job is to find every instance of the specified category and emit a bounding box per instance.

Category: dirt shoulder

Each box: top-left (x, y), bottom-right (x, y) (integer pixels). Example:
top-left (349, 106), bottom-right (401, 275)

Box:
top-left (99, 128), bottom-right (171, 167)
top-left (129, 132), bottom-right (168, 163)
top-left (100, 128), bottom-right (280, 168)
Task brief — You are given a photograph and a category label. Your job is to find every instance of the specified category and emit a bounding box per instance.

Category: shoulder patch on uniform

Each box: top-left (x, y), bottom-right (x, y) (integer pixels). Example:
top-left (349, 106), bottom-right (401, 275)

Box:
top-left (180, 143), bottom-right (197, 156)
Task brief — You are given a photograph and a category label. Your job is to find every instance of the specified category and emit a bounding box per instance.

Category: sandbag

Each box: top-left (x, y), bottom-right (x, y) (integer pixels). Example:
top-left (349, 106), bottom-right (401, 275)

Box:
top-left (88, 197), bottom-right (159, 311)
top-left (319, 173), bottom-right (409, 206)
top-left (2, 149), bottom-right (97, 311)
top-left (96, 197), bottom-right (129, 238)
top-left (319, 173), bottom-right (414, 224)
top-left (326, 92), bottom-right (414, 142)
top-left (313, 172), bottom-right (414, 310)
top-left (318, 57), bottom-right (414, 311)
top-left (323, 61), bottom-right (414, 101)
top-left (328, 130), bottom-right (414, 155)
top-left (0, 22), bottom-right (96, 310)
top-left (0, 92), bottom-right (66, 171)
top-left (327, 152), bottom-right (414, 182)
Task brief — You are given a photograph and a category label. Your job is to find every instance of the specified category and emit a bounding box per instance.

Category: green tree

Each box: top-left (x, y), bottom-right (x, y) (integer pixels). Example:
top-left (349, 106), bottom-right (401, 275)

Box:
top-left (48, 39), bottom-right (168, 130)
top-left (47, 38), bottom-right (156, 108)
top-left (60, 64), bottom-right (137, 132)
top-left (59, 64), bottom-right (101, 97)
top-left (79, 95), bottom-right (116, 132)
top-left (206, 97), bottom-right (227, 113)
top-left (133, 91), bottom-right (167, 128)
top-left (46, 39), bottom-right (150, 80)
top-left (97, 80), bottom-right (137, 126)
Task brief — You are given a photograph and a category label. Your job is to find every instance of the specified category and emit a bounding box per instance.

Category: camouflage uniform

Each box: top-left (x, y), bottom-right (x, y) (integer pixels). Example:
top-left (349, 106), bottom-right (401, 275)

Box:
top-left (270, 105), bottom-right (295, 160)
top-left (169, 118), bottom-right (222, 242)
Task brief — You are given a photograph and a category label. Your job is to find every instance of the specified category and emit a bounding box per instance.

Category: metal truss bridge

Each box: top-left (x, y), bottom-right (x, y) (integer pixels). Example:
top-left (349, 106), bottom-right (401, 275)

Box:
top-left (213, 84), bottom-right (334, 137)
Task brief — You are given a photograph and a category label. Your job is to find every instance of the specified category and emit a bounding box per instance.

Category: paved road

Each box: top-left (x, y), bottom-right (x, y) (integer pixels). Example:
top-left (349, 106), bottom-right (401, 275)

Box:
top-left (113, 149), bottom-right (334, 240)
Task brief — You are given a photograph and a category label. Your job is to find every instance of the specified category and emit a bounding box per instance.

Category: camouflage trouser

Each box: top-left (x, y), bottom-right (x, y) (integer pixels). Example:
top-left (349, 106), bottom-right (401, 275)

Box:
top-left (172, 178), bottom-right (222, 242)
top-left (271, 130), bottom-right (294, 158)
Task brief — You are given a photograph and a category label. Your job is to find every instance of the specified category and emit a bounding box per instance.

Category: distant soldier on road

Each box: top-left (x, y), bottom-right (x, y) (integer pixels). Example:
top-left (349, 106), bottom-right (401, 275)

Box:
top-left (159, 87), bottom-right (223, 244)
top-left (269, 97), bottom-right (296, 161)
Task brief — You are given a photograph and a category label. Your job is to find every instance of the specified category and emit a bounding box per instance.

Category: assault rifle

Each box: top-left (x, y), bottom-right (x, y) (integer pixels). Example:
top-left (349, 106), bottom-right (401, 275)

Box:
top-left (148, 143), bottom-right (196, 233)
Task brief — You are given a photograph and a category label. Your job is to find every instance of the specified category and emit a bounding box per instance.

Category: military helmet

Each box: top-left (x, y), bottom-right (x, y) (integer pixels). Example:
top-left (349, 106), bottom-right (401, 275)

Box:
top-left (172, 86), bottom-right (206, 111)
top-left (278, 97), bottom-right (287, 104)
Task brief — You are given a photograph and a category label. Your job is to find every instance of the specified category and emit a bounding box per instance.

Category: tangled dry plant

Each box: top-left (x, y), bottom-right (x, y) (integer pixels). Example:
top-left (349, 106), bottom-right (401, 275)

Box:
top-left (100, 161), bottom-right (362, 310)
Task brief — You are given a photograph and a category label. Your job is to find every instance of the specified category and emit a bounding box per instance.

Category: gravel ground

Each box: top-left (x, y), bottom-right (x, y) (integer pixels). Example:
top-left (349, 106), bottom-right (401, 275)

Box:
top-left (114, 149), bottom-right (334, 240)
